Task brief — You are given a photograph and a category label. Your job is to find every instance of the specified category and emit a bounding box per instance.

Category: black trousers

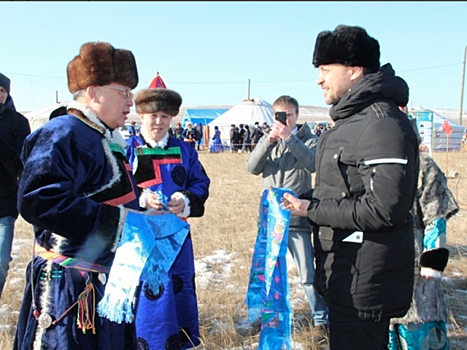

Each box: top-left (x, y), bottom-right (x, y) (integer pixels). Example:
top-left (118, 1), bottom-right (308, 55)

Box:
top-left (328, 308), bottom-right (390, 350)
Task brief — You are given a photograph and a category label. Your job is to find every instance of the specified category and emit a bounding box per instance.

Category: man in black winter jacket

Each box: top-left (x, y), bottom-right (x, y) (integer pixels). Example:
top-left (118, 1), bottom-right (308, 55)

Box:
top-left (0, 72), bottom-right (30, 299)
top-left (284, 25), bottom-right (419, 350)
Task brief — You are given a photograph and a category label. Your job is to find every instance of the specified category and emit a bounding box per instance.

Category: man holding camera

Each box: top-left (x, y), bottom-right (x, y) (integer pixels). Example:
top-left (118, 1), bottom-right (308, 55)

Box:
top-left (246, 95), bottom-right (328, 339)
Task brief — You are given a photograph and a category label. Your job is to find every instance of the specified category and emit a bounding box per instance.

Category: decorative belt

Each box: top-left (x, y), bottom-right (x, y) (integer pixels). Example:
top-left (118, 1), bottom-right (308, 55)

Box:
top-left (35, 245), bottom-right (111, 274)
top-left (33, 245), bottom-right (107, 334)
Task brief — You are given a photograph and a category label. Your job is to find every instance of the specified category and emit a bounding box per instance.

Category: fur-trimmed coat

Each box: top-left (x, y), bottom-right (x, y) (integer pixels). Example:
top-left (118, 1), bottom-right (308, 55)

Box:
top-left (391, 153), bottom-right (459, 324)
top-left (14, 101), bottom-right (140, 350)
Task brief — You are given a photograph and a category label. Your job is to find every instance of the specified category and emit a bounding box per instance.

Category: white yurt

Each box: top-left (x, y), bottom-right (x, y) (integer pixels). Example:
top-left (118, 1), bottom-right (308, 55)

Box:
top-left (207, 98), bottom-right (274, 147)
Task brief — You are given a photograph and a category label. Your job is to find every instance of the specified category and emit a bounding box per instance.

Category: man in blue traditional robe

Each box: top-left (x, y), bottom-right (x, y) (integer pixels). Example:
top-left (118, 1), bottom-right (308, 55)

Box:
top-left (14, 41), bottom-right (148, 350)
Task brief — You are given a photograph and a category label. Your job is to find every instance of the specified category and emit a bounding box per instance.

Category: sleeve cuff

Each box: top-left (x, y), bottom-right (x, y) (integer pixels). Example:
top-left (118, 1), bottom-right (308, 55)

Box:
top-left (171, 192), bottom-right (190, 218)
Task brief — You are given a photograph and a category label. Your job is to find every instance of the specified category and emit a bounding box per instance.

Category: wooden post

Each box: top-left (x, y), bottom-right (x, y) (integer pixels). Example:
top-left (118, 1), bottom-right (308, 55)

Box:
top-left (460, 46), bottom-right (466, 125)
top-left (446, 135), bottom-right (449, 173)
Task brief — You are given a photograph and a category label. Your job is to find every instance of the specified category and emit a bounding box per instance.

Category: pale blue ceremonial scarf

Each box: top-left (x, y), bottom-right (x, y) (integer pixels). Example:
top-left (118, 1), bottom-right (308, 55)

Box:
top-left (97, 210), bottom-right (189, 323)
top-left (245, 187), bottom-right (296, 350)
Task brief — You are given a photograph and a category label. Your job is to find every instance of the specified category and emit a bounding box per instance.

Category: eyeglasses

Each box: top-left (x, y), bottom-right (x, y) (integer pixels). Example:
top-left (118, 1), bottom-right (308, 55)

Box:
top-left (102, 85), bottom-right (134, 100)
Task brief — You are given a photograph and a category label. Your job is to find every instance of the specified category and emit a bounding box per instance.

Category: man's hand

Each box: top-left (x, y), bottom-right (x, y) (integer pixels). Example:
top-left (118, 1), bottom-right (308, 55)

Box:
top-left (283, 192), bottom-right (309, 217)
top-left (268, 121), bottom-right (292, 143)
top-left (146, 192), bottom-right (169, 212)
top-left (167, 196), bottom-right (185, 215)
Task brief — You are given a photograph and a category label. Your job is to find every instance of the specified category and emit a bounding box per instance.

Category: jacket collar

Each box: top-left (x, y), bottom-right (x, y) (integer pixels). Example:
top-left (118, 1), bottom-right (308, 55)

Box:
top-left (140, 127), bottom-right (169, 148)
top-left (66, 101), bottom-right (126, 148)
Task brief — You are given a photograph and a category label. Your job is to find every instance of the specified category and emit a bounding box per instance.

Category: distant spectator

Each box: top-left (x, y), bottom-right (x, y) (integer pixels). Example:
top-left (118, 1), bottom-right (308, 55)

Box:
top-left (238, 124), bottom-right (245, 152)
top-left (128, 120), bottom-right (137, 136)
top-left (242, 124), bottom-right (252, 153)
top-left (183, 122), bottom-right (197, 149)
top-left (195, 122), bottom-right (204, 150)
top-left (230, 124), bottom-right (240, 152)
top-left (262, 122), bottom-right (271, 134)
top-left (174, 122), bottom-right (184, 139)
top-left (49, 105), bottom-right (68, 120)
top-left (210, 125), bottom-right (223, 153)
top-left (315, 124), bottom-right (327, 137)
top-left (251, 121), bottom-right (263, 151)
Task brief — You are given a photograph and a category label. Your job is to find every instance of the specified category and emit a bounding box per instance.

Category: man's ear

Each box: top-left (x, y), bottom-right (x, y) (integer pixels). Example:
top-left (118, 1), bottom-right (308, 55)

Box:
top-left (87, 86), bottom-right (98, 102)
top-left (349, 66), bottom-right (364, 82)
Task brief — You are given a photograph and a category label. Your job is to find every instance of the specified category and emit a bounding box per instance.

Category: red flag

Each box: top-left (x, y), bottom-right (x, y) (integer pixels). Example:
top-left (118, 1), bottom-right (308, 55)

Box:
top-left (149, 72), bottom-right (167, 89)
top-left (441, 120), bottom-right (452, 136)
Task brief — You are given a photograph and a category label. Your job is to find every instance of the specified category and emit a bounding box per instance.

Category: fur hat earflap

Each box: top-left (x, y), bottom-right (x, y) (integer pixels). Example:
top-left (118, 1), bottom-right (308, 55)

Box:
top-left (0, 73), bottom-right (11, 94)
top-left (67, 41), bottom-right (138, 94)
top-left (134, 88), bottom-right (182, 116)
top-left (312, 25), bottom-right (380, 72)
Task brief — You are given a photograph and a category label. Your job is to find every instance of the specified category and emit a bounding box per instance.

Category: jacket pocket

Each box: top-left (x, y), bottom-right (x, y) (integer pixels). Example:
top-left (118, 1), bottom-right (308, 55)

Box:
top-left (317, 227), bottom-right (363, 295)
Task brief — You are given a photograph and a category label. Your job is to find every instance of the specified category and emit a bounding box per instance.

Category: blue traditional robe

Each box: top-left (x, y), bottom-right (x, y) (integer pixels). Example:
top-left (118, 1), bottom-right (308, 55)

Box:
top-left (126, 133), bottom-right (210, 350)
top-left (14, 103), bottom-right (140, 350)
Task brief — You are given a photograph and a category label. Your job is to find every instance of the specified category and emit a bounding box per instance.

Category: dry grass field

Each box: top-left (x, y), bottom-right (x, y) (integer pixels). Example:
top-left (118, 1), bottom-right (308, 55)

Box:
top-left (1, 149), bottom-right (466, 349)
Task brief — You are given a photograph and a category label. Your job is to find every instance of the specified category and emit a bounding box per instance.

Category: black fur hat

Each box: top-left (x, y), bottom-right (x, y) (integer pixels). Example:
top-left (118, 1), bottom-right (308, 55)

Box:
top-left (134, 88), bottom-right (182, 116)
top-left (312, 25), bottom-right (380, 72)
top-left (67, 41), bottom-right (138, 93)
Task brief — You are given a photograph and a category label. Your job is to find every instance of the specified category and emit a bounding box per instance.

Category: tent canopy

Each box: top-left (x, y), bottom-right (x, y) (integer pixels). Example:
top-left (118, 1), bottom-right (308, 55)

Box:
top-left (181, 108), bottom-right (229, 128)
top-left (411, 108), bottom-right (466, 152)
top-left (148, 72), bottom-right (167, 89)
top-left (24, 101), bottom-right (69, 131)
top-left (207, 98), bottom-right (274, 145)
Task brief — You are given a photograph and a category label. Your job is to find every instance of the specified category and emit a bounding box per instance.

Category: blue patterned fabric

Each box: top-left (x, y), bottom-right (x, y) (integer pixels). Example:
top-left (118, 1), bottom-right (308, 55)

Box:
top-left (97, 211), bottom-right (189, 323)
top-left (246, 187), bottom-right (296, 350)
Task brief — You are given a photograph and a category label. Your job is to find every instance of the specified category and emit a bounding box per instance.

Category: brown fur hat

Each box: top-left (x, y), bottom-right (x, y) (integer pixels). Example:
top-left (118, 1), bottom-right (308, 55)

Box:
top-left (312, 25), bottom-right (380, 73)
top-left (67, 41), bottom-right (138, 93)
top-left (134, 88), bottom-right (182, 116)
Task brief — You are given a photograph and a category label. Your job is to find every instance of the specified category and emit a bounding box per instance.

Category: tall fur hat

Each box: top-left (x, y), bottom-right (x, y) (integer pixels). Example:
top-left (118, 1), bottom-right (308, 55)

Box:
top-left (0, 73), bottom-right (11, 94)
top-left (134, 88), bottom-right (182, 116)
top-left (312, 25), bottom-right (380, 72)
top-left (67, 41), bottom-right (138, 93)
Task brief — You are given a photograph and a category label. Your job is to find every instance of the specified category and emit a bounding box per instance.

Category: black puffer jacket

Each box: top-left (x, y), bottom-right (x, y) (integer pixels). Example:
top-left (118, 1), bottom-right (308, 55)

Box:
top-left (309, 64), bottom-right (419, 321)
top-left (0, 97), bottom-right (31, 219)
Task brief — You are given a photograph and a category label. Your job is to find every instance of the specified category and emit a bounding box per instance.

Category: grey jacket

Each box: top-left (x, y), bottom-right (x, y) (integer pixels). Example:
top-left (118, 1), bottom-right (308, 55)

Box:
top-left (246, 123), bottom-right (318, 233)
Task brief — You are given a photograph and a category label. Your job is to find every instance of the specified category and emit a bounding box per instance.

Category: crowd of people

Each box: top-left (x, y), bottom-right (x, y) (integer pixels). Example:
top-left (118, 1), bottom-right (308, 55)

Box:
top-left (0, 23), bottom-right (459, 350)
top-left (207, 120), bottom-right (331, 154)
top-left (169, 121), bottom-right (205, 151)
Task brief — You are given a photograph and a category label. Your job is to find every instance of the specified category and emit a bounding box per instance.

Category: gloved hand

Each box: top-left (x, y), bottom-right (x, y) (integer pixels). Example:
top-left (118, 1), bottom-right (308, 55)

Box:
top-left (419, 247), bottom-right (449, 278)
top-left (0, 137), bottom-right (16, 161)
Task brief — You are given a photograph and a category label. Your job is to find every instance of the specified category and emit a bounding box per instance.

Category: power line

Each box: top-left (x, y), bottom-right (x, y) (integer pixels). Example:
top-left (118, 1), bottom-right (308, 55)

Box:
top-left (5, 61), bottom-right (464, 85)
top-left (399, 62), bottom-right (462, 73)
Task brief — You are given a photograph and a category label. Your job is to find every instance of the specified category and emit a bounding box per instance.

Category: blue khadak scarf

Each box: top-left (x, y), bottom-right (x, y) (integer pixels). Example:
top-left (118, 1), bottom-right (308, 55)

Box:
top-left (97, 210), bottom-right (189, 323)
top-left (245, 187), bottom-right (296, 350)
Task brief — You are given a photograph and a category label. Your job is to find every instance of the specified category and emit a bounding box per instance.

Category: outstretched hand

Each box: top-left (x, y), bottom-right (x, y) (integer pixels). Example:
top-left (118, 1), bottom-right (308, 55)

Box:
top-left (283, 193), bottom-right (309, 217)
